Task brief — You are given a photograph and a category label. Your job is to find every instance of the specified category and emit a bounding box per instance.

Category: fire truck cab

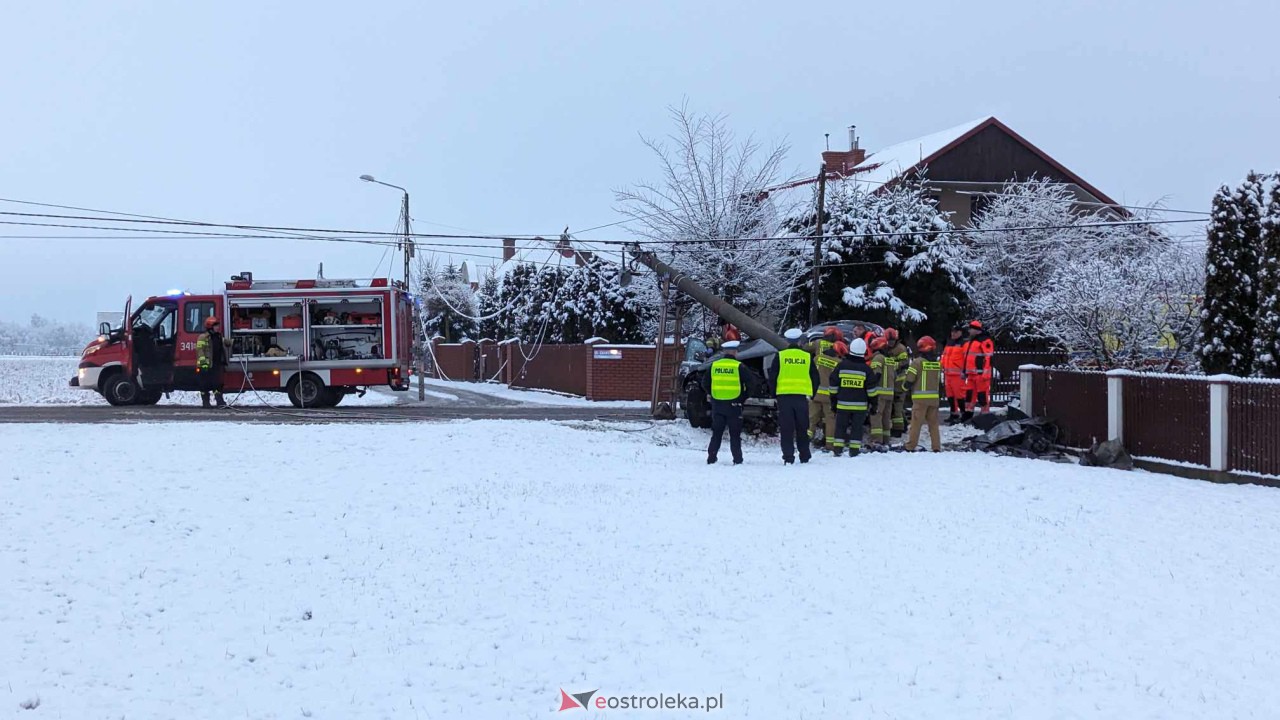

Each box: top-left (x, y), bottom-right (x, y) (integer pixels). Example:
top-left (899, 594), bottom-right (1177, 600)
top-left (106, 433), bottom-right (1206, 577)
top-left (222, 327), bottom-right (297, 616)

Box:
top-left (71, 272), bottom-right (413, 407)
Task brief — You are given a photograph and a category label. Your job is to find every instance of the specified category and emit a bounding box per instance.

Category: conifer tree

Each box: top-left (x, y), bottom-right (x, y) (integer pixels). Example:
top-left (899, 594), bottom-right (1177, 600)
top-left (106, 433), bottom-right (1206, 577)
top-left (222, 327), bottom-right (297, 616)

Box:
top-left (1252, 177), bottom-right (1280, 377)
top-left (1200, 174), bottom-right (1264, 375)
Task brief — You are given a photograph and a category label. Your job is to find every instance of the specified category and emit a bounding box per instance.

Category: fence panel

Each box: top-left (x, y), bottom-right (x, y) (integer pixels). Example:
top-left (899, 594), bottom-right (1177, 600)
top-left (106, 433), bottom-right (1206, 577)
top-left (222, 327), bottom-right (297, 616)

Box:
top-left (1228, 381), bottom-right (1280, 477)
top-left (477, 342), bottom-right (502, 382)
top-left (1032, 369), bottom-right (1108, 448)
top-left (511, 344), bottom-right (588, 396)
top-left (993, 351), bottom-right (1067, 404)
top-left (1122, 375), bottom-right (1209, 466)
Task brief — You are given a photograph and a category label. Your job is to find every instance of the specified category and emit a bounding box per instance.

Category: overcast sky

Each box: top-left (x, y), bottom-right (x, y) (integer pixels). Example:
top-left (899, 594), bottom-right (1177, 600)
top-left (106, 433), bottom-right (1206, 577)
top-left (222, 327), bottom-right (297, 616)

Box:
top-left (2, 0), bottom-right (1276, 323)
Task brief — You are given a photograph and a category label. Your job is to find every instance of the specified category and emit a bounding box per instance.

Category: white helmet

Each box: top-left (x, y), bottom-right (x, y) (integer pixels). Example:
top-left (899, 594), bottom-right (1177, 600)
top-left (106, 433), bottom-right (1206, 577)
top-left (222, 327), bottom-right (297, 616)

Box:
top-left (850, 338), bottom-right (867, 356)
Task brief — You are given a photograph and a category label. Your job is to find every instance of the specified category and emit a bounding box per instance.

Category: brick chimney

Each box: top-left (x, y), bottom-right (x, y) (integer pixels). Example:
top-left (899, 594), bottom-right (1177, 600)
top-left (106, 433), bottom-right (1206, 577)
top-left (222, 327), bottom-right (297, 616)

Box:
top-left (502, 237), bottom-right (516, 262)
top-left (821, 125), bottom-right (867, 175)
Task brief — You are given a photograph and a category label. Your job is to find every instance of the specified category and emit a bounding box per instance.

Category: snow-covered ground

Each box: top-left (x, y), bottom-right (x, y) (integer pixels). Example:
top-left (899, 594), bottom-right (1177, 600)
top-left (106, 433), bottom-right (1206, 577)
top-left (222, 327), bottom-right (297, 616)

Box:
top-left (420, 377), bottom-right (650, 408)
top-left (4, 420), bottom-right (1279, 718)
top-left (0, 356), bottom-right (646, 408)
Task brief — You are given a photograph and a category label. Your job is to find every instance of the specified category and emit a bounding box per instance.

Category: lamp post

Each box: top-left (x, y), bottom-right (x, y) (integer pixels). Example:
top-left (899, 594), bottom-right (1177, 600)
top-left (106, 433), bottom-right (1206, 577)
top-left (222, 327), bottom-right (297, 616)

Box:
top-left (361, 174), bottom-right (424, 401)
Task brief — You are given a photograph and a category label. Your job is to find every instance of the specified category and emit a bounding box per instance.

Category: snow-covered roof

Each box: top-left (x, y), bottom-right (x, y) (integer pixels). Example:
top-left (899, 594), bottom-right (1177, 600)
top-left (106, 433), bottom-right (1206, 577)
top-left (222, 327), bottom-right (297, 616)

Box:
top-left (766, 115), bottom-right (1121, 214)
top-left (848, 117), bottom-right (989, 188)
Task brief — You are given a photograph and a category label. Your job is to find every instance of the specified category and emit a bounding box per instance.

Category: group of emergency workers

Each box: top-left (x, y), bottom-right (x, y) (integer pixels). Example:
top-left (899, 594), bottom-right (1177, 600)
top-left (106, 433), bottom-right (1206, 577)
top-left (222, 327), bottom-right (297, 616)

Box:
top-left (701, 320), bottom-right (997, 465)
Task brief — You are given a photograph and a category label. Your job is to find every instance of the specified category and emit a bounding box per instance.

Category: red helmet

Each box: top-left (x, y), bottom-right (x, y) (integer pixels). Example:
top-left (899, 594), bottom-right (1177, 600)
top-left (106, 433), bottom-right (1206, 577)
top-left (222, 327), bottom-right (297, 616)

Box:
top-left (869, 337), bottom-right (887, 352)
top-left (823, 326), bottom-right (844, 341)
top-left (204, 316), bottom-right (220, 330)
top-left (883, 327), bottom-right (899, 344)
top-left (968, 320), bottom-right (984, 330)
top-left (833, 341), bottom-right (849, 357)
top-left (917, 336), bottom-right (937, 353)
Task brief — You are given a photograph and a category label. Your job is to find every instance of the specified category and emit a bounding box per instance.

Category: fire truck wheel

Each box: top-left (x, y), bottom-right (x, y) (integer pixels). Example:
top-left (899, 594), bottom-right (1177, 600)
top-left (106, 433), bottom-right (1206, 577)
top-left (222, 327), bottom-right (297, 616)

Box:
top-left (102, 372), bottom-right (140, 406)
top-left (287, 373), bottom-right (326, 409)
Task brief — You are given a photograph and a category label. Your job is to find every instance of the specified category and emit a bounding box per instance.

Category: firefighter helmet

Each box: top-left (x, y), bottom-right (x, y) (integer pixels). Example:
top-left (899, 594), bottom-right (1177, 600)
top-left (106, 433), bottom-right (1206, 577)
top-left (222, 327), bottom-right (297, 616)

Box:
top-left (823, 326), bottom-right (844, 341)
top-left (204, 317), bottom-right (220, 330)
top-left (969, 319), bottom-right (984, 330)
top-left (833, 341), bottom-right (849, 357)
top-left (870, 337), bottom-right (888, 352)
top-left (917, 336), bottom-right (937, 353)
top-left (883, 327), bottom-right (899, 344)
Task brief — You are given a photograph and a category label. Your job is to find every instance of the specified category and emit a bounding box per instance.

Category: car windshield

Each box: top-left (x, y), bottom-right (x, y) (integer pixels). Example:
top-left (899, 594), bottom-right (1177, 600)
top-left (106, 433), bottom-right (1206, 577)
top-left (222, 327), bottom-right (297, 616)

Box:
top-left (684, 338), bottom-right (708, 362)
top-left (134, 304), bottom-right (172, 329)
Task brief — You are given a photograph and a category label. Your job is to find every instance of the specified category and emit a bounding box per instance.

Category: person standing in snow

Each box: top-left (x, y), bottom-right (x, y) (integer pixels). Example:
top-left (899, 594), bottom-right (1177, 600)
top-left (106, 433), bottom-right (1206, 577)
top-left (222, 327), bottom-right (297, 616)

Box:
top-left (196, 316), bottom-right (233, 408)
top-left (884, 328), bottom-right (911, 438)
top-left (700, 340), bottom-right (757, 465)
top-left (831, 338), bottom-right (878, 457)
top-left (867, 336), bottom-right (896, 450)
top-left (806, 327), bottom-right (843, 451)
top-left (902, 336), bottom-right (944, 452)
top-left (962, 320), bottom-right (996, 418)
top-left (941, 325), bottom-right (969, 424)
top-left (769, 328), bottom-right (819, 465)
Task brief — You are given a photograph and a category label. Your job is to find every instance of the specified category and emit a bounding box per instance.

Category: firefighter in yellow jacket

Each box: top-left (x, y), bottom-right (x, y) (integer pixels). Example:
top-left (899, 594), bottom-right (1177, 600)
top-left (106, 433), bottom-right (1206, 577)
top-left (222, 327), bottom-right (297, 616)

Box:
top-left (883, 327), bottom-right (910, 438)
top-left (195, 316), bottom-right (233, 408)
top-left (867, 336), bottom-right (896, 450)
top-left (807, 327), bottom-right (843, 450)
top-left (902, 336), bottom-right (944, 452)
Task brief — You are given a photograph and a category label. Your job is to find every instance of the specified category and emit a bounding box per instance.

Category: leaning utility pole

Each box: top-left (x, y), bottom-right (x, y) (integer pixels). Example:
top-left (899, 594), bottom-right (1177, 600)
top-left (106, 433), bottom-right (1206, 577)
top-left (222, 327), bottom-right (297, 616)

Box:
top-left (808, 163), bottom-right (827, 328)
top-left (627, 246), bottom-right (788, 350)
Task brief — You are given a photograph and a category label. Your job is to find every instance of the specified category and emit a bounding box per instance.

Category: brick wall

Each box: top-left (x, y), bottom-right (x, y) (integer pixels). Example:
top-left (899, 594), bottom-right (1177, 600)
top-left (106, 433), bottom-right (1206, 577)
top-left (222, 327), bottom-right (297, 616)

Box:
top-left (585, 344), bottom-right (683, 402)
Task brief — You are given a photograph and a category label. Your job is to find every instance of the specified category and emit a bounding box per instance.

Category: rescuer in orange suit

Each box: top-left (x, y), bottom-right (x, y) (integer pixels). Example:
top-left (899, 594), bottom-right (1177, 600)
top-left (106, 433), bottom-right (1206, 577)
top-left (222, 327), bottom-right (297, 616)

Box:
top-left (962, 320), bottom-right (995, 419)
top-left (941, 325), bottom-right (970, 424)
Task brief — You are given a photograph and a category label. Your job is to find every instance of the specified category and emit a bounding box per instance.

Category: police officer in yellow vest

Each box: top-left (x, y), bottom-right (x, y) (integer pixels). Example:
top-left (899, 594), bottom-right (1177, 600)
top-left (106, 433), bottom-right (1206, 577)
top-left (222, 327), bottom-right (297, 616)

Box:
top-left (700, 340), bottom-right (758, 465)
top-left (768, 328), bottom-right (821, 465)
top-left (902, 336), bottom-right (944, 452)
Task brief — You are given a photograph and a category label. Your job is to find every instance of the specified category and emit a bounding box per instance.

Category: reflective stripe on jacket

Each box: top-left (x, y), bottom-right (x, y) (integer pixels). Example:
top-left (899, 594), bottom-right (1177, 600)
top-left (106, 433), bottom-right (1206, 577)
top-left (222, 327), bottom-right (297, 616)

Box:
top-left (941, 340), bottom-right (966, 376)
top-left (833, 357), bottom-right (877, 411)
top-left (813, 346), bottom-right (841, 395)
top-left (868, 352), bottom-right (896, 397)
top-left (963, 333), bottom-right (996, 377)
top-left (775, 347), bottom-right (814, 396)
top-left (709, 358), bottom-right (743, 401)
top-left (905, 354), bottom-right (943, 400)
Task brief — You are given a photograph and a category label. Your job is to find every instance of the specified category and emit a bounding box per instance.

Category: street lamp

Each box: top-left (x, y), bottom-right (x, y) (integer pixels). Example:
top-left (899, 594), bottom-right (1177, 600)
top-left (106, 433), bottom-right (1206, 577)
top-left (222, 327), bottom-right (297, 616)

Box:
top-left (360, 174), bottom-right (424, 401)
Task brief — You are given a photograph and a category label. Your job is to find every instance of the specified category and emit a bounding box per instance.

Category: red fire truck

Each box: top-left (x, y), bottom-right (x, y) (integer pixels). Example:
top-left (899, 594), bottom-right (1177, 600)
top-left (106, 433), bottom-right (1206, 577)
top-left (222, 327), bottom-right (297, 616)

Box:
top-left (71, 272), bottom-right (414, 407)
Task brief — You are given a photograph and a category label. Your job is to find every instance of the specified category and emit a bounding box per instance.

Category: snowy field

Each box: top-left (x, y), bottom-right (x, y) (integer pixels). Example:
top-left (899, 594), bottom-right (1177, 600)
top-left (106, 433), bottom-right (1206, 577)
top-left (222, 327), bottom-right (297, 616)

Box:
top-left (4, 421), bottom-right (1280, 718)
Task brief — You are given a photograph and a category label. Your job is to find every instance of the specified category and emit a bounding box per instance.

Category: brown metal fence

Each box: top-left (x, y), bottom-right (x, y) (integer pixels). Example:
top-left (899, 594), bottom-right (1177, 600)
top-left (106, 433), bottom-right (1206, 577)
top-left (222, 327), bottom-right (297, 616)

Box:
top-left (510, 344), bottom-right (588, 396)
top-left (1122, 375), bottom-right (1209, 466)
top-left (993, 351), bottom-right (1067, 403)
top-left (1030, 368), bottom-right (1108, 448)
top-left (1227, 381), bottom-right (1280, 477)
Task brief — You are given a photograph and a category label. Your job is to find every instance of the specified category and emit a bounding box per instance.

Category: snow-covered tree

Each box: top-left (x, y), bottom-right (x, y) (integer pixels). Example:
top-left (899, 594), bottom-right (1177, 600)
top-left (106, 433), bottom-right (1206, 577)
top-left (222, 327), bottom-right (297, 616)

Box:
top-left (785, 170), bottom-right (972, 335)
top-left (1022, 241), bottom-right (1204, 369)
top-left (966, 178), bottom-right (1201, 368)
top-left (1199, 174), bottom-right (1264, 375)
top-left (573, 255), bottom-right (647, 343)
top-left (418, 259), bottom-right (477, 342)
top-left (1252, 177), bottom-right (1280, 377)
top-left (475, 267), bottom-right (503, 340)
top-left (614, 102), bottom-right (804, 323)
top-left (0, 316), bottom-right (92, 355)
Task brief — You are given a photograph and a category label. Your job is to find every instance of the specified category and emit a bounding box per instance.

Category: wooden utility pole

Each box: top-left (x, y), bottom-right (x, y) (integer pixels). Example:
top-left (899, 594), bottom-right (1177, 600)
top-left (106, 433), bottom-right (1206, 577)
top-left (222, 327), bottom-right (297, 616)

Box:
top-left (808, 164), bottom-right (827, 328)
